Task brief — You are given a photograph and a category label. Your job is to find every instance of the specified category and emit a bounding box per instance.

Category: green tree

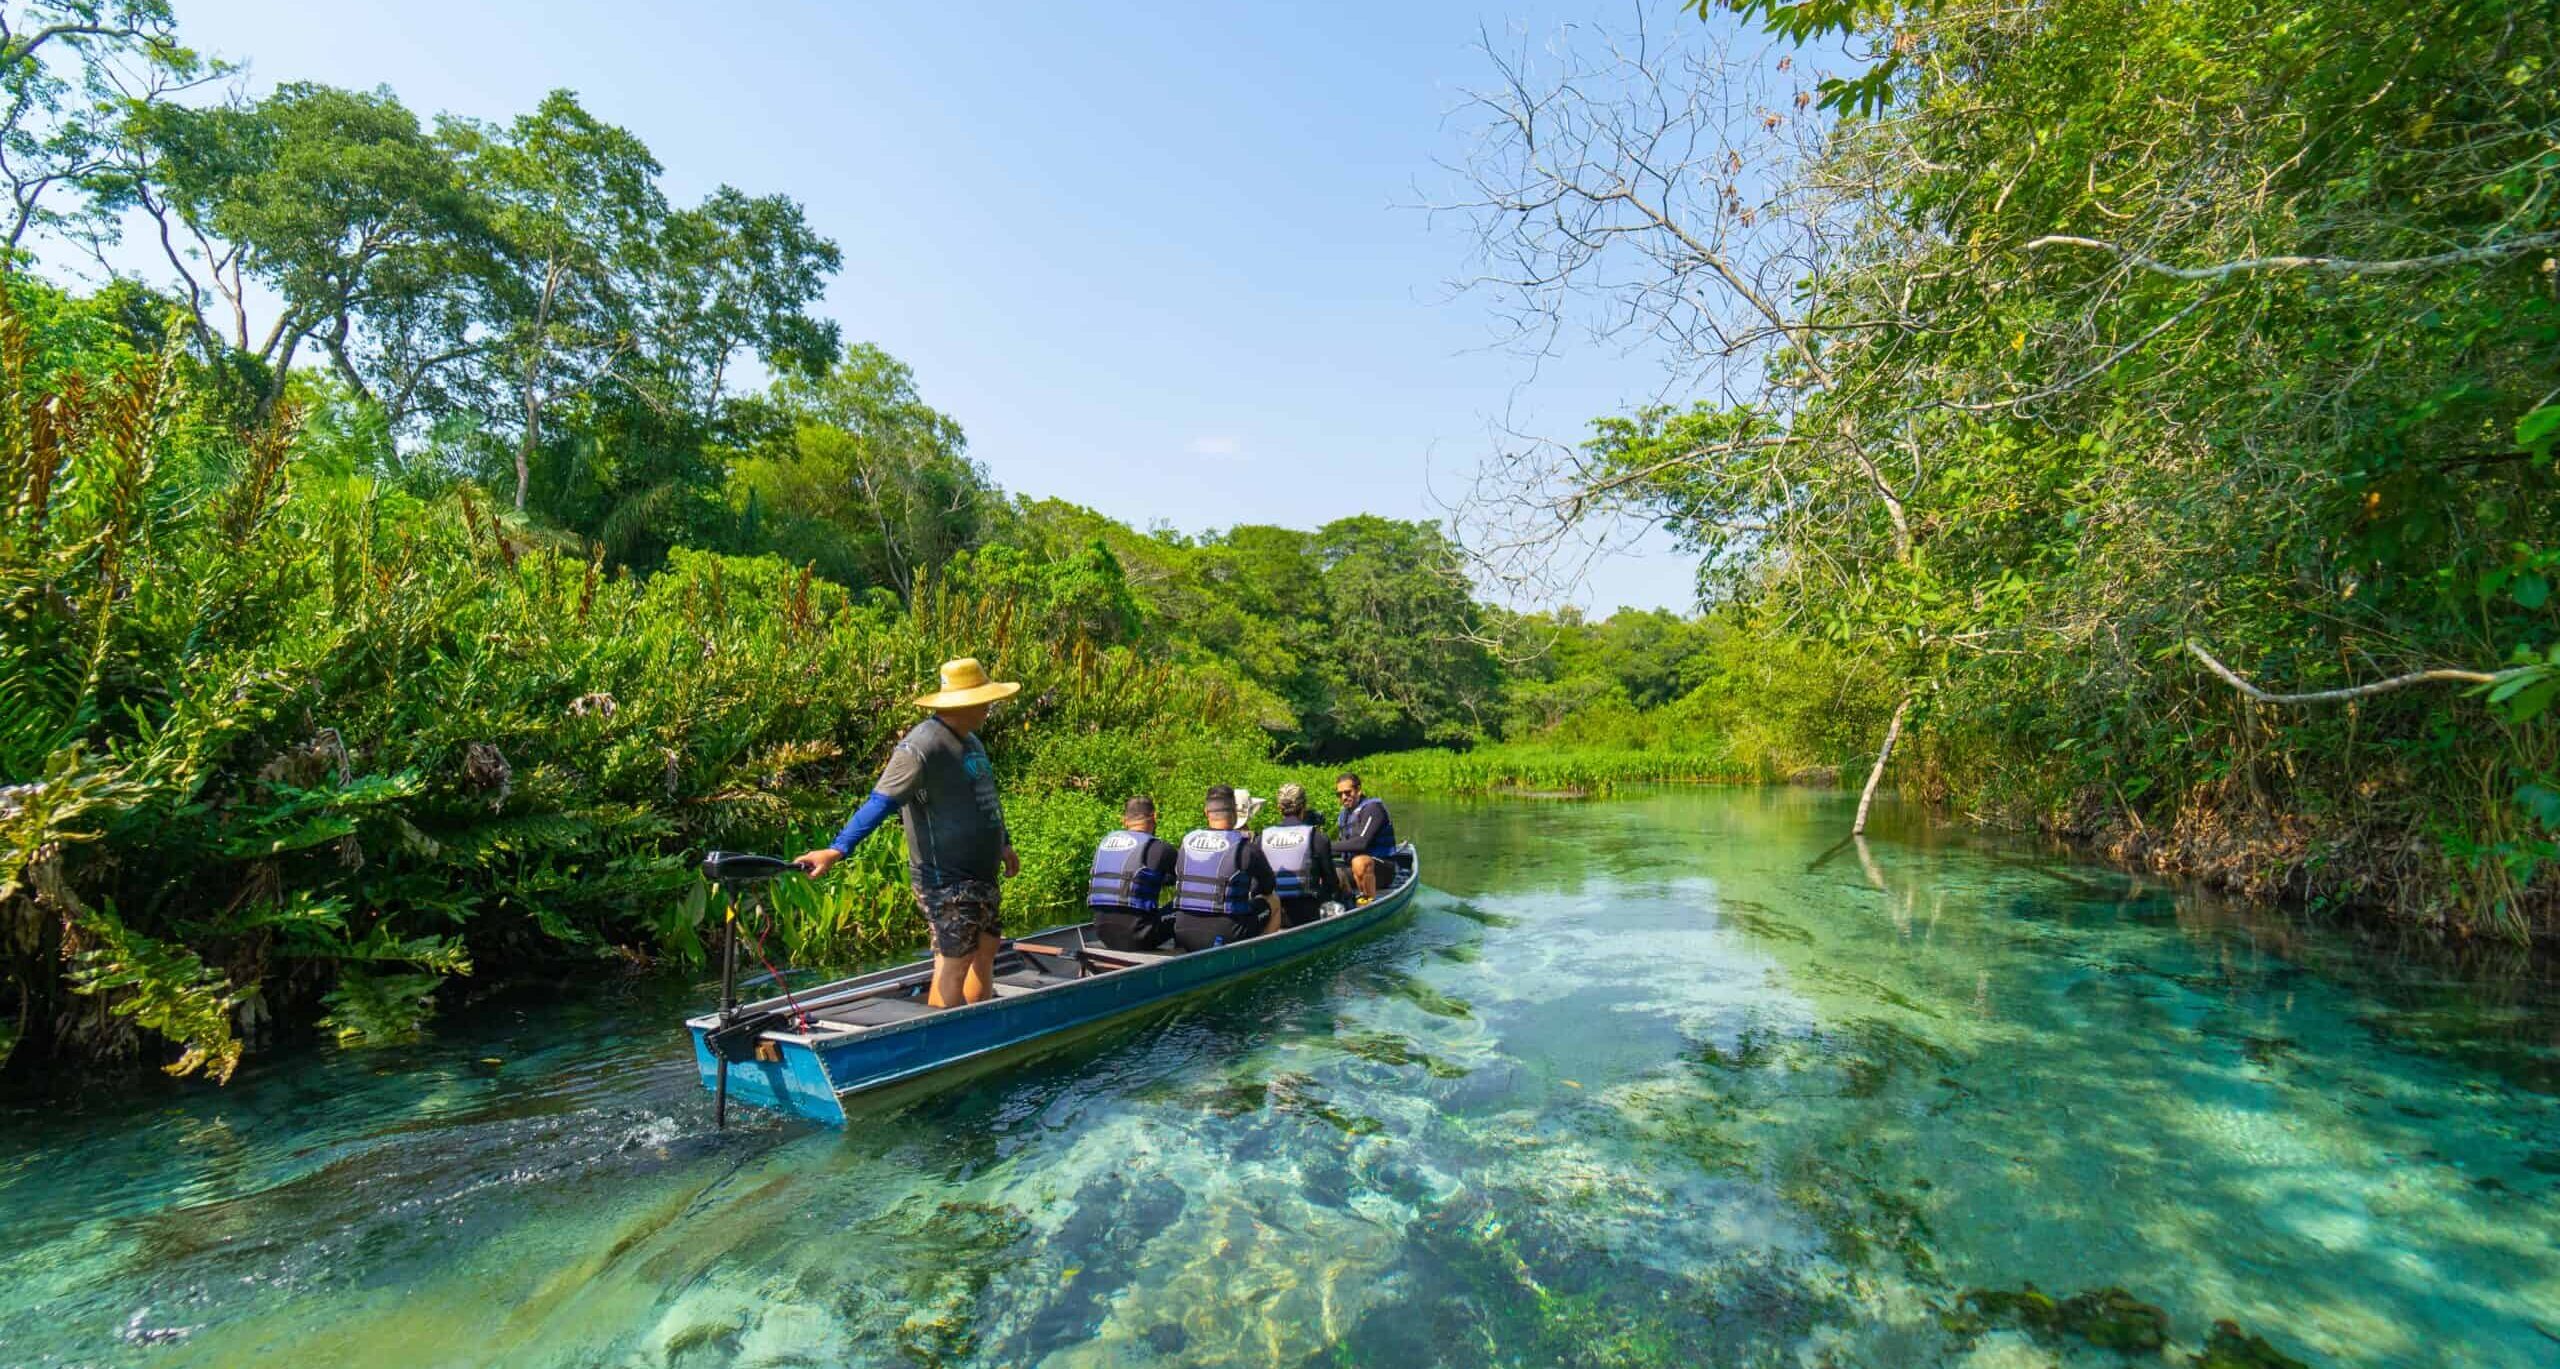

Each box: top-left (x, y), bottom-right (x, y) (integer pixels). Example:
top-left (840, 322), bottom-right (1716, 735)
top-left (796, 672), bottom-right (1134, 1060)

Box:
top-left (445, 89), bottom-right (666, 511)
top-left (1195, 524), bottom-right (1338, 739)
top-left (1453, 0), bottom-right (2560, 931)
top-left (536, 392), bottom-right (726, 570)
top-left (108, 81), bottom-right (497, 418)
top-left (1315, 515), bottom-right (1499, 751)
top-left (0, 1), bottom-right (210, 251)
top-left (726, 342), bottom-right (986, 596)
top-left (646, 185), bottom-right (840, 412)
top-left (946, 538), bottom-right (1142, 647)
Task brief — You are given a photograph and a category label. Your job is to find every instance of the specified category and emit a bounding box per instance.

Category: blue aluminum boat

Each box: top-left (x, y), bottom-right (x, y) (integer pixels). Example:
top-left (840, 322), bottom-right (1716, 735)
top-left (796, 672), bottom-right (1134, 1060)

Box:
top-left (686, 844), bottom-right (1420, 1125)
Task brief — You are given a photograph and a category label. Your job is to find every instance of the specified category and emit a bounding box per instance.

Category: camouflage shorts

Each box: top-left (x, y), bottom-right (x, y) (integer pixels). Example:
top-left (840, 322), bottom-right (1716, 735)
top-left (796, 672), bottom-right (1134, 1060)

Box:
top-left (917, 879), bottom-right (1003, 957)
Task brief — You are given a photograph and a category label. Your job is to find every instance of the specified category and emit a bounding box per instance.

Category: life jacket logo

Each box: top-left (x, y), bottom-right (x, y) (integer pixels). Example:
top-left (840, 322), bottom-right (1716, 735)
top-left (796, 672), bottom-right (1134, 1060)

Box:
top-left (1183, 830), bottom-right (1234, 857)
top-left (1099, 832), bottom-right (1141, 852)
top-left (1262, 827), bottom-right (1308, 850)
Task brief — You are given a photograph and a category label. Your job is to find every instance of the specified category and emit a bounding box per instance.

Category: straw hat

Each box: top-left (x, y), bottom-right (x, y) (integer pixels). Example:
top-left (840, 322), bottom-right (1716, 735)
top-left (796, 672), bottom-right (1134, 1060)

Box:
top-left (912, 657), bottom-right (1021, 709)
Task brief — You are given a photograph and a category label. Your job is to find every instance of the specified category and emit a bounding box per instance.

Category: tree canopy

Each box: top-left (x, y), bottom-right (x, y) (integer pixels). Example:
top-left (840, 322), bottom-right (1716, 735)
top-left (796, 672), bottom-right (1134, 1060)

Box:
top-left (1447, 0), bottom-right (2560, 931)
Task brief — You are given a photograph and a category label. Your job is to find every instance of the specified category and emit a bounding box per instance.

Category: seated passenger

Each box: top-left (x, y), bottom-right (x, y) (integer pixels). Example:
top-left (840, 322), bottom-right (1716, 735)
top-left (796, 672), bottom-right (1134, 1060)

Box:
top-left (1171, 785), bottom-right (1286, 952)
top-left (1260, 782), bottom-right (1338, 927)
top-left (1087, 794), bottom-right (1177, 952)
top-left (1332, 772), bottom-right (1398, 903)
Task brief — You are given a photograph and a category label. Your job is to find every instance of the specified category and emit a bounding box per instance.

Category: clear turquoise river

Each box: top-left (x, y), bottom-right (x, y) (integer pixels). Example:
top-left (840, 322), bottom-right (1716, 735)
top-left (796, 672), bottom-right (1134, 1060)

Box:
top-left (4, 790), bottom-right (2556, 1366)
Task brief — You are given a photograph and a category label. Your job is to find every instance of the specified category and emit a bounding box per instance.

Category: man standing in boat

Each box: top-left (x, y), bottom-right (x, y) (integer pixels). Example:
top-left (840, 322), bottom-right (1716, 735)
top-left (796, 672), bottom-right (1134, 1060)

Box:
top-left (794, 658), bottom-right (1021, 1009)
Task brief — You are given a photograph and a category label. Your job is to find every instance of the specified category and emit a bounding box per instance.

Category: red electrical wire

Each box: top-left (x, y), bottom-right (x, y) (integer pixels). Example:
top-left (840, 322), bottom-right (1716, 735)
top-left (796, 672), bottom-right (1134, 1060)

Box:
top-left (727, 894), bottom-right (812, 1031)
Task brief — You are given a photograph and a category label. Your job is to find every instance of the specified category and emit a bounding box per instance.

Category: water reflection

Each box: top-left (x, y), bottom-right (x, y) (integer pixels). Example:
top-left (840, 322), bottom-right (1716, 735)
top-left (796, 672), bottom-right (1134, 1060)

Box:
top-left (2, 789), bottom-right (2555, 1367)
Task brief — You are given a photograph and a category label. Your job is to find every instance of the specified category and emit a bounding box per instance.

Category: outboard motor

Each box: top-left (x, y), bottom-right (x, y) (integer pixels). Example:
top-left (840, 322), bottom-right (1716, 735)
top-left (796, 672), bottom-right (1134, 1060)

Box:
top-left (699, 850), bottom-right (807, 1127)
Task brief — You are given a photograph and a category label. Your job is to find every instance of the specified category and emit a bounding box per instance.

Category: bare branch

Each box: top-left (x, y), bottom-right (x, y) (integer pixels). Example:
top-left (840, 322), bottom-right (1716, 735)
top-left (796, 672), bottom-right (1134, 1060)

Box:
top-left (2028, 230), bottom-right (2560, 281)
top-left (2185, 640), bottom-right (2495, 705)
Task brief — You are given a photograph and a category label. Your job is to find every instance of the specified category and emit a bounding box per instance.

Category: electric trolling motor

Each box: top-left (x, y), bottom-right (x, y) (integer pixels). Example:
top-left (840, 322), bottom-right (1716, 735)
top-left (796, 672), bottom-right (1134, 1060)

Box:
top-left (699, 851), bottom-right (808, 1128)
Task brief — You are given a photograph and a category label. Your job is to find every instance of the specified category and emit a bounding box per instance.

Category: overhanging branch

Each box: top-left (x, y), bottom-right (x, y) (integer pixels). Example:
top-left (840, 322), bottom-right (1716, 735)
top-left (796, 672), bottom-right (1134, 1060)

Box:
top-left (2030, 231), bottom-right (2560, 281)
top-left (2185, 640), bottom-right (2494, 705)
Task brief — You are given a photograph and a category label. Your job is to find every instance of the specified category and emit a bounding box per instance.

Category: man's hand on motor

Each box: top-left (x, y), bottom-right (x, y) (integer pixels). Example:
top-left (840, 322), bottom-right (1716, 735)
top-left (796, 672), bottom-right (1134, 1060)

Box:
top-left (794, 848), bottom-right (843, 877)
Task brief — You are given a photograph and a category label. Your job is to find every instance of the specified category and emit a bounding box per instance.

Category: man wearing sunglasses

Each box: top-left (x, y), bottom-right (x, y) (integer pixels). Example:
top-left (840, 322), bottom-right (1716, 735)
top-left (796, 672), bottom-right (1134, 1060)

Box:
top-left (1331, 772), bottom-right (1397, 903)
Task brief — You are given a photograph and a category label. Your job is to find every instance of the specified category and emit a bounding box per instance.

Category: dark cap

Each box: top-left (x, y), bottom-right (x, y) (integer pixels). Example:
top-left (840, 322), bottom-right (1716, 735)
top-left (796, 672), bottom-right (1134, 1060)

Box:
top-left (1204, 784), bottom-right (1236, 813)
top-left (1123, 794), bottom-right (1156, 819)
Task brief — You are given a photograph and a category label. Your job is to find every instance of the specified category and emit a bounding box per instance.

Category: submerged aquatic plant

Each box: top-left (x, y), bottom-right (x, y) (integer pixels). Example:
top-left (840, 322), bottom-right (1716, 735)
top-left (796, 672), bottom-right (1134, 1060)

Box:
top-left (1950, 1283), bottom-right (2171, 1352)
top-left (2192, 1320), bottom-right (2311, 1369)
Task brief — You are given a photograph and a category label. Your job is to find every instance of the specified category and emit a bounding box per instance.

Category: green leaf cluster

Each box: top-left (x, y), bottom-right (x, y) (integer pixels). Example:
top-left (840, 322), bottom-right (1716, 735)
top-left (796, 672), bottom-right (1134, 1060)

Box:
top-left (0, 274), bottom-right (1272, 1076)
top-left (1627, 0), bottom-right (2560, 935)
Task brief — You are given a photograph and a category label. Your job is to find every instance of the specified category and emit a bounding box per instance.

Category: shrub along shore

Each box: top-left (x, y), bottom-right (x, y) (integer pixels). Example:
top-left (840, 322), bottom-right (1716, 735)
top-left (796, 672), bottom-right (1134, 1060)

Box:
top-left (6, 0), bottom-right (2554, 1086)
top-left (4, 230), bottom-right (2545, 1091)
top-left (0, 272), bottom-right (1802, 1088)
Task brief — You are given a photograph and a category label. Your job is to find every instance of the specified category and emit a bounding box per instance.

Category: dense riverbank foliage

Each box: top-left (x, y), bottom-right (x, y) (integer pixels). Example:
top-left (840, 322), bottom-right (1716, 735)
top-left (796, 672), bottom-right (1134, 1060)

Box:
top-left (0, 260), bottom-right (1792, 1083)
top-left (1452, 0), bottom-right (2560, 937)
top-left (0, 274), bottom-right (1257, 1079)
top-left (0, 4), bottom-right (1826, 1082)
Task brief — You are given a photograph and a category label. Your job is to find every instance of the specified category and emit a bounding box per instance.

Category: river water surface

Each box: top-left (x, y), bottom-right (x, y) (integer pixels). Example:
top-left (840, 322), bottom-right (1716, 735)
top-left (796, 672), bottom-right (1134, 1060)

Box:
top-left (5, 789), bottom-right (2557, 1367)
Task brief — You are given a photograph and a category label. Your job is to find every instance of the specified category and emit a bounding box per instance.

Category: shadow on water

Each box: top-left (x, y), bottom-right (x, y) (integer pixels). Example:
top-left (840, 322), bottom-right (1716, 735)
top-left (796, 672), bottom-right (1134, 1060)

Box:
top-left (5, 787), bottom-right (2559, 1367)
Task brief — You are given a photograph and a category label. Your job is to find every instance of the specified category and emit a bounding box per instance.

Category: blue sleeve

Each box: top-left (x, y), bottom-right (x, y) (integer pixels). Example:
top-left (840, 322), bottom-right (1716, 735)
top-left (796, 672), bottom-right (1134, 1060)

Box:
top-left (829, 790), bottom-right (899, 855)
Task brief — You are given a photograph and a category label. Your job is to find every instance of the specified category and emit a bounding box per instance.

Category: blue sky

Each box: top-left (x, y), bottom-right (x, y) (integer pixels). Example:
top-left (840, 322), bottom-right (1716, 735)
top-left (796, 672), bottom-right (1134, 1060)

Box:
top-left (74, 1), bottom-right (1771, 613)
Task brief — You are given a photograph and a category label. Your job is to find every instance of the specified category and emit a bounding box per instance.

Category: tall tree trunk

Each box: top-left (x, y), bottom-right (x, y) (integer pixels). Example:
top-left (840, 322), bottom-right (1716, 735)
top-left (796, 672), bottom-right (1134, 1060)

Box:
top-left (851, 454), bottom-right (910, 598)
top-left (515, 258), bottom-right (564, 513)
top-left (514, 405), bottom-right (538, 513)
top-left (513, 357), bottom-right (545, 514)
top-left (255, 329), bottom-right (307, 425)
top-left (1853, 693), bottom-right (1913, 836)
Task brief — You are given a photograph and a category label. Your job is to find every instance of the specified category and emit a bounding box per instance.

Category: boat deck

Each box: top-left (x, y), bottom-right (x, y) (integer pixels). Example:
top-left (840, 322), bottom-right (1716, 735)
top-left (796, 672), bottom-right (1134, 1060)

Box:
top-left (798, 939), bottom-right (1191, 1033)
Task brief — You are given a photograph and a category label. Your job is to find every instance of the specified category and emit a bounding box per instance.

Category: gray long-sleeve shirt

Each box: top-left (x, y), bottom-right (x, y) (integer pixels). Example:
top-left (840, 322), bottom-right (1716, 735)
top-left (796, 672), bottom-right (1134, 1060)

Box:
top-left (873, 716), bottom-right (1010, 889)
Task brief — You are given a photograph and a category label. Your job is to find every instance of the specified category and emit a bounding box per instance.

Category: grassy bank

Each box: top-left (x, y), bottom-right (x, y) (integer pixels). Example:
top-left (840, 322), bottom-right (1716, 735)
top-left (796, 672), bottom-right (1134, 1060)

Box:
top-left (1347, 744), bottom-right (1755, 797)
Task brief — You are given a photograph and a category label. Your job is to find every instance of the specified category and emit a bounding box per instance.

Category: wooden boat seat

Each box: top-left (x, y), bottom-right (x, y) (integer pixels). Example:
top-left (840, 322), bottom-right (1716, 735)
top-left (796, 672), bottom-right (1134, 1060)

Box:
top-left (820, 996), bottom-right (936, 1028)
top-left (1085, 947), bottom-right (1176, 967)
top-left (995, 968), bottom-right (1079, 990)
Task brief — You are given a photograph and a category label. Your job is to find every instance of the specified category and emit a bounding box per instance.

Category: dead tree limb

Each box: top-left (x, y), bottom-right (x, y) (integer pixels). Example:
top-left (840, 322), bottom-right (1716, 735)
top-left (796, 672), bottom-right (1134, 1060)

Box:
top-left (2027, 231), bottom-right (2560, 281)
top-left (1853, 693), bottom-right (1912, 836)
top-left (2184, 640), bottom-right (2495, 704)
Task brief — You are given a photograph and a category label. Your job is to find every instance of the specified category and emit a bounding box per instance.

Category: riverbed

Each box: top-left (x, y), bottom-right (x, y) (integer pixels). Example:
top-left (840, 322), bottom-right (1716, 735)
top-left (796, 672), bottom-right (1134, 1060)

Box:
top-left (4, 789), bottom-right (2555, 1366)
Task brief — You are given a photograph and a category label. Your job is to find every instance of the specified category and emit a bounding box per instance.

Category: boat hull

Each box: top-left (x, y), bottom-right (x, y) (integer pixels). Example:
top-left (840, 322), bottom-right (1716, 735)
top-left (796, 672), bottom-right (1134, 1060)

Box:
top-left (688, 845), bottom-right (1419, 1125)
